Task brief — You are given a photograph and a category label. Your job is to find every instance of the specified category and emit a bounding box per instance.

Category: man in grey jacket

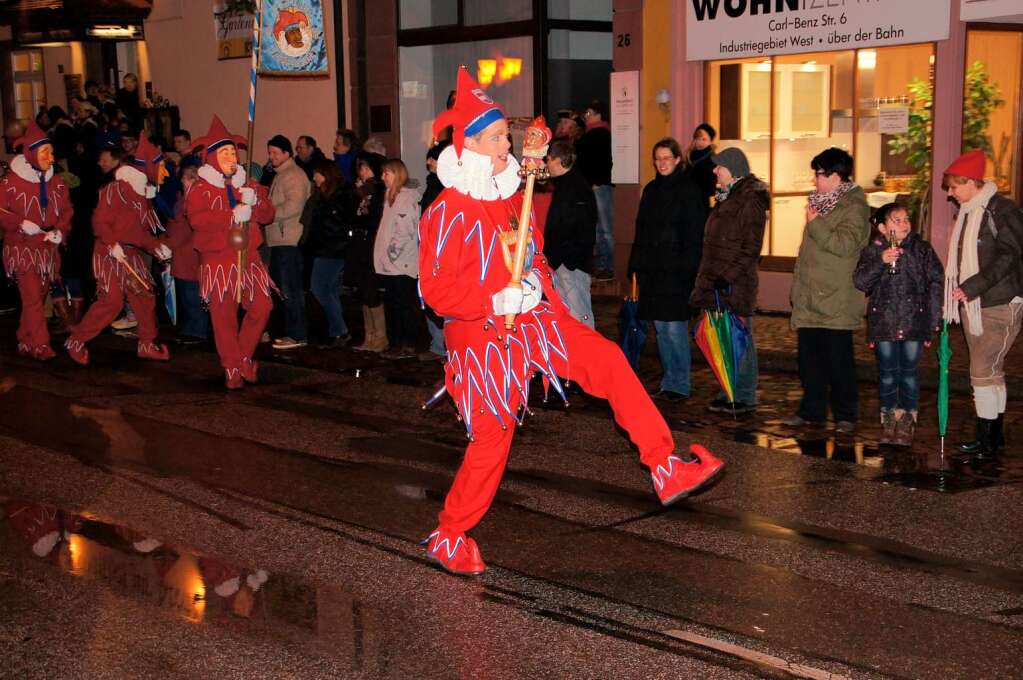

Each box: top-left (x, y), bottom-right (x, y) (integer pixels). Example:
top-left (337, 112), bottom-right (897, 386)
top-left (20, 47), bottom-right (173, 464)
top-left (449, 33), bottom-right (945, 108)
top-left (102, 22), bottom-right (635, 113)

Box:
top-left (266, 134), bottom-right (311, 349)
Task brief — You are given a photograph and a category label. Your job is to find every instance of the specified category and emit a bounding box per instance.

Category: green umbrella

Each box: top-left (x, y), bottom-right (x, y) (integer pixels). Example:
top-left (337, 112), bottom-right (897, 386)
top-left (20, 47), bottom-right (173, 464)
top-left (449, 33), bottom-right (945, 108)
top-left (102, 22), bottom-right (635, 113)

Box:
top-left (937, 321), bottom-right (952, 454)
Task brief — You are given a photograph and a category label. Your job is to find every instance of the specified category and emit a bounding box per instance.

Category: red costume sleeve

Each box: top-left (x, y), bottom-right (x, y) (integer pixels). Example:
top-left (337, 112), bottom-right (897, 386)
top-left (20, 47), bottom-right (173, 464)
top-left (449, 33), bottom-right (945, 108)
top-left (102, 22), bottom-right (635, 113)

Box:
top-left (418, 197), bottom-right (492, 321)
top-left (249, 182), bottom-right (274, 225)
top-left (0, 178), bottom-right (23, 233)
top-left (93, 182), bottom-right (160, 251)
top-left (186, 182), bottom-right (232, 252)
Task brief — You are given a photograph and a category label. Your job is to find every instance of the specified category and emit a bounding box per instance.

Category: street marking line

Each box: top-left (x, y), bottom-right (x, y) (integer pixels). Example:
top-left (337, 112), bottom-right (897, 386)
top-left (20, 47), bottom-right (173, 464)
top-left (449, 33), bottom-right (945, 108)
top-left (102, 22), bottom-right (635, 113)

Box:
top-left (662, 629), bottom-right (851, 680)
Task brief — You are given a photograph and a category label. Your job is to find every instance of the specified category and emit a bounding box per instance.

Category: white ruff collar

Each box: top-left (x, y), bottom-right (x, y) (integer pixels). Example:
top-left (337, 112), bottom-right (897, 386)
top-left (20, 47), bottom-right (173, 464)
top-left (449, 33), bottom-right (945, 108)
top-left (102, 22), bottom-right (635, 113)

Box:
top-left (198, 163), bottom-right (247, 189)
top-left (11, 155), bottom-right (54, 183)
top-left (436, 146), bottom-right (521, 200)
top-left (115, 165), bottom-right (150, 196)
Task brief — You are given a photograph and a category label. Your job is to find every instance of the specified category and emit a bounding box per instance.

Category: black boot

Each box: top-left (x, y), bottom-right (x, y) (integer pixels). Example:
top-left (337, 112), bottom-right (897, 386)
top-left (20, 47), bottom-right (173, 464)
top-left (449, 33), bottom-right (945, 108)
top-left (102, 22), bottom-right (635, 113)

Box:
top-left (991, 413), bottom-right (1005, 451)
top-left (956, 417), bottom-right (996, 456)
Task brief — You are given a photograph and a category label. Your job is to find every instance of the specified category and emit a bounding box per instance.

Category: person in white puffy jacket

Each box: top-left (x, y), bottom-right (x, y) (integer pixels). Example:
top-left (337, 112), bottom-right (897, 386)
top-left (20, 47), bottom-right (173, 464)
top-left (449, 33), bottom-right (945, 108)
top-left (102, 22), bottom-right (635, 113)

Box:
top-left (373, 159), bottom-right (422, 359)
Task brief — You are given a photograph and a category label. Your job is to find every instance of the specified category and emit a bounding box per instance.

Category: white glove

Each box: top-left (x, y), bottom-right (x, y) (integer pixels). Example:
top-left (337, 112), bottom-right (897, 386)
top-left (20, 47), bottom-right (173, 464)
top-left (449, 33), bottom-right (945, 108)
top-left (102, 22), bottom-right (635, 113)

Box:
top-left (492, 285), bottom-right (524, 316)
top-left (145, 184), bottom-right (157, 199)
top-left (20, 220), bottom-right (41, 235)
top-left (43, 230), bottom-right (62, 245)
top-left (232, 204), bottom-right (252, 223)
top-left (109, 243), bottom-right (127, 262)
top-left (239, 187), bottom-right (257, 206)
top-left (520, 271), bottom-right (542, 314)
top-left (154, 244), bottom-right (172, 261)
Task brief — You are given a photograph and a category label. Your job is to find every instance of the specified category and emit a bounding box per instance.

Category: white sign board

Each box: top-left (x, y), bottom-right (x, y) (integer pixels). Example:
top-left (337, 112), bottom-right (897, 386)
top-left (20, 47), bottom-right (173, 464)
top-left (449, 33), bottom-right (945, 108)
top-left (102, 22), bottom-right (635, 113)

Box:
top-left (878, 107), bottom-right (909, 134)
top-left (960, 0), bottom-right (1023, 22)
top-left (686, 0), bottom-right (952, 61)
top-left (610, 70), bottom-right (640, 185)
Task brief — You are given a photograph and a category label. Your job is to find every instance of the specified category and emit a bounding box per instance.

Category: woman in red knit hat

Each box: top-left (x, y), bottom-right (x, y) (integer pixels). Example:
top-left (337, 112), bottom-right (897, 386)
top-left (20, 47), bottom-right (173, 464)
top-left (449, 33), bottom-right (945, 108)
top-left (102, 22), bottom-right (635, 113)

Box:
top-left (944, 149), bottom-right (1023, 457)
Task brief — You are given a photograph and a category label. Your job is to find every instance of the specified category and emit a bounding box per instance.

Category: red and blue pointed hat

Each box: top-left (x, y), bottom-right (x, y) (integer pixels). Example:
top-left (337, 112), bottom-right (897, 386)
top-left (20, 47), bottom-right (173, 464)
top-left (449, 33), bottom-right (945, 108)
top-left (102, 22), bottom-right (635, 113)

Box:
top-left (192, 115), bottom-right (247, 158)
top-left (132, 135), bottom-right (165, 183)
top-left (431, 66), bottom-right (505, 157)
top-left (14, 121), bottom-right (52, 169)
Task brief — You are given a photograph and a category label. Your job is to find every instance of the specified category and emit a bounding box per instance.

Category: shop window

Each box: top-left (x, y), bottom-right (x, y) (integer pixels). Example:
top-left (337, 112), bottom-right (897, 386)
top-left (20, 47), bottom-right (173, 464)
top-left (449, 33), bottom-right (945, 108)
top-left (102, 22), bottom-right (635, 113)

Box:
top-left (547, 29), bottom-right (612, 121)
top-left (548, 0), bottom-right (612, 21)
top-left (399, 36), bottom-right (534, 184)
top-left (12, 50), bottom-right (45, 123)
top-left (463, 0), bottom-right (531, 25)
top-left (706, 44), bottom-right (934, 263)
top-left (399, 0), bottom-right (458, 30)
top-left (964, 28), bottom-right (1023, 200)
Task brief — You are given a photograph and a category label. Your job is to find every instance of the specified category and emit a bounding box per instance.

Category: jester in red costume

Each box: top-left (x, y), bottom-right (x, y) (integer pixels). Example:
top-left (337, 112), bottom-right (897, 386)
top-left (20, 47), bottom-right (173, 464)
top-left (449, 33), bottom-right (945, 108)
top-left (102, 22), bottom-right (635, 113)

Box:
top-left (186, 116), bottom-right (275, 389)
top-left (0, 122), bottom-right (73, 360)
top-left (419, 68), bottom-right (725, 576)
top-left (65, 135), bottom-right (173, 365)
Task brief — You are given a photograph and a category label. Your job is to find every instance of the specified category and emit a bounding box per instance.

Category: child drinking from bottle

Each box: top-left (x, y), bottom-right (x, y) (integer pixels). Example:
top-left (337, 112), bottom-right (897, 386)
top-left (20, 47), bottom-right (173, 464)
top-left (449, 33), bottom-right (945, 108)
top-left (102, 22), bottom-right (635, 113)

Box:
top-left (854, 203), bottom-right (944, 446)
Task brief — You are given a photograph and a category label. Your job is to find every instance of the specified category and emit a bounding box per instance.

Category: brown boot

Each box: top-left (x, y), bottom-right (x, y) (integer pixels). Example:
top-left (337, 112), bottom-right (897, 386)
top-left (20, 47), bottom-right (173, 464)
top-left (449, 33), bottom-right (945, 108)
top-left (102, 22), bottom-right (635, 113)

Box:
top-left (893, 410), bottom-right (916, 447)
top-left (879, 409), bottom-right (897, 445)
top-left (364, 304), bottom-right (388, 352)
top-left (353, 306), bottom-right (374, 351)
top-left (70, 297), bottom-right (85, 326)
top-left (51, 298), bottom-right (73, 335)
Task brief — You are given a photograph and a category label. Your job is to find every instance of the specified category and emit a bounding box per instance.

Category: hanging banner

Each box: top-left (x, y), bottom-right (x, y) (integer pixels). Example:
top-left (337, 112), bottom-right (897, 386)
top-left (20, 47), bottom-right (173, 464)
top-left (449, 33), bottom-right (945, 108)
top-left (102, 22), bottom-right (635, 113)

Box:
top-left (214, 1), bottom-right (256, 60)
top-left (686, 0), bottom-right (951, 61)
top-left (610, 71), bottom-right (640, 185)
top-left (259, 0), bottom-right (329, 76)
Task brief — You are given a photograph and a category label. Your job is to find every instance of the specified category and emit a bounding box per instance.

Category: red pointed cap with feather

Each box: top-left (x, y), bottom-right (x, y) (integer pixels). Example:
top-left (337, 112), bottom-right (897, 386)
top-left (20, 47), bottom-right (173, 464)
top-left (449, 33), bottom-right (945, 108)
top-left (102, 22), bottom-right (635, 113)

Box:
top-left (192, 115), bottom-right (247, 171)
top-left (132, 135), bottom-right (166, 184)
top-left (431, 66), bottom-right (505, 157)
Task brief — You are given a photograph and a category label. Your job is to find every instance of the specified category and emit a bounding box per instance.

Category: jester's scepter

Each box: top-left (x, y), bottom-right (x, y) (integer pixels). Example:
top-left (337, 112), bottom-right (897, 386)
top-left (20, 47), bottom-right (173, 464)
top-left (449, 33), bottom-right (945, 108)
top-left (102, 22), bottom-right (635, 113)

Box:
top-left (504, 116), bottom-right (552, 331)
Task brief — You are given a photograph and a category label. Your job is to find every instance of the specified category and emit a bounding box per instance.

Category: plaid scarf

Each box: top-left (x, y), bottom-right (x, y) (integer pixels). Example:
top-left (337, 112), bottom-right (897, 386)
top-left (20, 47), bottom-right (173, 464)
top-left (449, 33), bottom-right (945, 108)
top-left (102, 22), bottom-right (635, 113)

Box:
top-left (808, 181), bottom-right (856, 216)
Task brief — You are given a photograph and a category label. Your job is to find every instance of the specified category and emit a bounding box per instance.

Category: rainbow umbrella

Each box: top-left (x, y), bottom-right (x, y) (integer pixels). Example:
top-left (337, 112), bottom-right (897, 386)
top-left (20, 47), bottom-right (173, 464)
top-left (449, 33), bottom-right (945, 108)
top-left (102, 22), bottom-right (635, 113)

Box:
top-left (693, 293), bottom-right (749, 405)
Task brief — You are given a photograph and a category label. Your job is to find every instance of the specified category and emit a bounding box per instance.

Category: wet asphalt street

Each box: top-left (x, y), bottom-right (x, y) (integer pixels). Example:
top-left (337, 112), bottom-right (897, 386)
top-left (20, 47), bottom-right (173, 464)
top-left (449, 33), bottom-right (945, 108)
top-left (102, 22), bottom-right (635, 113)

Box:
top-left (1, 313), bottom-right (1022, 680)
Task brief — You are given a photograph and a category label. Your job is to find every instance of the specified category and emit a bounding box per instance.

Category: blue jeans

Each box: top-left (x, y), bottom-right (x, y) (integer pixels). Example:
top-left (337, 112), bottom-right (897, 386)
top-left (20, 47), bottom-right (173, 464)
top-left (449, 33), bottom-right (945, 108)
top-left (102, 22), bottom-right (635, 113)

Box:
top-left (875, 340), bottom-right (922, 411)
top-left (554, 265), bottom-right (594, 328)
top-left (269, 246), bottom-right (307, 341)
top-left (716, 316), bottom-right (758, 405)
top-left (175, 278), bottom-right (210, 339)
top-left (51, 278), bottom-right (83, 299)
top-left (593, 184), bottom-right (614, 272)
top-left (310, 257), bottom-right (348, 338)
top-left (654, 320), bottom-right (690, 395)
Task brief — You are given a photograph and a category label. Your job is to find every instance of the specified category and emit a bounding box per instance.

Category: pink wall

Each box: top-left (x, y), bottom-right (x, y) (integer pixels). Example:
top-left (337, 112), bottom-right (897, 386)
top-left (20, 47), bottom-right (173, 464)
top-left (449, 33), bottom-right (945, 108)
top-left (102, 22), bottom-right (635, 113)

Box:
top-left (143, 0), bottom-right (338, 166)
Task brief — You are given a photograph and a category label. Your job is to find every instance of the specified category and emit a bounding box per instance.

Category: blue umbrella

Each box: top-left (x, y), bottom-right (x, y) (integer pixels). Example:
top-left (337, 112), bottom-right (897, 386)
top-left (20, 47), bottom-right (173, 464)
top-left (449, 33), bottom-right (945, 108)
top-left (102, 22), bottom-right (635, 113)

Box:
top-left (161, 265), bottom-right (177, 325)
top-left (618, 274), bottom-right (646, 370)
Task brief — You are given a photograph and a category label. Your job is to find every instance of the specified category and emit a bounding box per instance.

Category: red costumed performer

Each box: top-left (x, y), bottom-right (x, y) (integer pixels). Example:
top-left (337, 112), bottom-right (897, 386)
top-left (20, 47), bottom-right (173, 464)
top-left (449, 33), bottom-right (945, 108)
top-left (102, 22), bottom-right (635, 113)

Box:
top-left (419, 68), bottom-right (726, 576)
top-left (0, 122), bottom-right (73, 360)
top-left (186, 116), bottom-right (275, 389)
top-left (65, 135), bottom-right (173, 364)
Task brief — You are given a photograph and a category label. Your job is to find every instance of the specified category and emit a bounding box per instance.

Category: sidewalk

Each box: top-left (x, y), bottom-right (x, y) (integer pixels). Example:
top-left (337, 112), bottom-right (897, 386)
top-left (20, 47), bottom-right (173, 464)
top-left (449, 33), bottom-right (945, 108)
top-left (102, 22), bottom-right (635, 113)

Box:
top-left (591, 296), bottom-right (1023, 395)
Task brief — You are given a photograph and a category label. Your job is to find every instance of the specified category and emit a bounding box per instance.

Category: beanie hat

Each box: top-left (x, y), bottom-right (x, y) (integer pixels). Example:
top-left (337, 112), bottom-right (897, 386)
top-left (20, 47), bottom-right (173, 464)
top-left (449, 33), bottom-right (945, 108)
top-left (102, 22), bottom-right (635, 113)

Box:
top-left (267, 134), bottom-right (292, 156)
top-left (431, 66), bottom-right (505, 157)
top-left (711, 147), bottom-right (750, 178)
top-left (944, 150), bottom-right (986, 181)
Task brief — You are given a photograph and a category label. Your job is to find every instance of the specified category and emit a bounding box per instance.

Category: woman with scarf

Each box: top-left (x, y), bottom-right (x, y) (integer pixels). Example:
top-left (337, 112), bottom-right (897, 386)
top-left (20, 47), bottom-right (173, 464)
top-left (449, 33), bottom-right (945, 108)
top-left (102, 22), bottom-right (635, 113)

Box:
top-left (944, 150), bottom-right (1023, 457)
top-left (786, 147), bottom-right (870, 434)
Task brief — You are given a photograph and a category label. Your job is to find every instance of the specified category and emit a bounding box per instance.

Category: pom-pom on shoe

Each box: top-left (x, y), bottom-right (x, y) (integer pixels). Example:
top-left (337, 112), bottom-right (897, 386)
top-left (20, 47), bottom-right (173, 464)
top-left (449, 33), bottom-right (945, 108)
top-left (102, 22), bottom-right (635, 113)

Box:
top-left (423, 527), bottom-right (486, 576)
top-left (651, 444), bottom-right (725, 506)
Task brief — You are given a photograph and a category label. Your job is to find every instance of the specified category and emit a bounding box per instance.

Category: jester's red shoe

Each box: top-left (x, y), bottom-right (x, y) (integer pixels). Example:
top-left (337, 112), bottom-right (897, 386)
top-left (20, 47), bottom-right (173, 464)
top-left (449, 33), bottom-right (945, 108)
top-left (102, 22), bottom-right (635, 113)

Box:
top-left (65, 337), bottom-right (89, 366)
top-left (225, 367), bottom-right (244, 390)
top-left (34, 344), bottom-right (56, 361)
top-left (240, 357), bottom-right (259, 383)
top-left (424, 527), bottom-right (486, 576)
top-left (137, 342), bottom-right (170, 361)
top-left (651, 444), bottom-right (725, 506)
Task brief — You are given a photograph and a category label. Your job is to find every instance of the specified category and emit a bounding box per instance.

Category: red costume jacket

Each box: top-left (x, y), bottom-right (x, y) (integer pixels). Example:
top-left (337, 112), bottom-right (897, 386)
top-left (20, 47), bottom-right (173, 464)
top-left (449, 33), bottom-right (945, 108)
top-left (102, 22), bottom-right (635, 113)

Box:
top-left (0, 156), bottom-right (72, 284)
top-left (92, 167), bottom-right (165, 294)
top-left (164, 192), bottom-right (200, 282)
top-left (418, 157), bottom-right (574, 437)
top-left (185, 165), bottom-right (274, 303)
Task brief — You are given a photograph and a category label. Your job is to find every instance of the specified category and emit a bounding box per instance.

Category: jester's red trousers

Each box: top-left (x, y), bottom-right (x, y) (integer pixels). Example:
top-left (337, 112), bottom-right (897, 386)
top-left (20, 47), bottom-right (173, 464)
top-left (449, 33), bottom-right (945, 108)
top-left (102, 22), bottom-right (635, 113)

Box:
top-left (438, 303), bottom-right (675, 532)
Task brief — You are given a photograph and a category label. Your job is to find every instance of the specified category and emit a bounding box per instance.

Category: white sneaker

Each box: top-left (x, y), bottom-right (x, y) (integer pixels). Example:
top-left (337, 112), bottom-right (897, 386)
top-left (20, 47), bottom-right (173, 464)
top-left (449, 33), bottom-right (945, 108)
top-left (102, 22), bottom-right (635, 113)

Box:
top-left (272, 336), bottom-right (307, 350)
top-left (111, 315), bottom-right (138, 330)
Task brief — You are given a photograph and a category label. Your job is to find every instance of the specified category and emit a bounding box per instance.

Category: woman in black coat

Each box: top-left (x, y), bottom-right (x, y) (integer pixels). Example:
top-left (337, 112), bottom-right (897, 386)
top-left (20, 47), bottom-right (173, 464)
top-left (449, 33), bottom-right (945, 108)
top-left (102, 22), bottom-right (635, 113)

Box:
top-left (682, 123), bottom-right (718, 207)
top-left (628, 138), bottom-right (708, 401)
top-left (347, 151), bottom-right (387, 351)
top-left (301, 159), bottom-right (355, 348)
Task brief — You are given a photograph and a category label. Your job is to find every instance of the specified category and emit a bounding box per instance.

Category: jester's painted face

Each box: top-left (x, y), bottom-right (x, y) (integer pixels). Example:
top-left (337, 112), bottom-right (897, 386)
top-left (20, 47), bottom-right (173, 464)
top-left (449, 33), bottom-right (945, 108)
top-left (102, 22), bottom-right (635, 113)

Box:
top-left (155, 160), bottom-right (169, 187)
top-left (216, 145), bottom-right (238, 176)
top-left (34, 143), bottom-right (54, 173)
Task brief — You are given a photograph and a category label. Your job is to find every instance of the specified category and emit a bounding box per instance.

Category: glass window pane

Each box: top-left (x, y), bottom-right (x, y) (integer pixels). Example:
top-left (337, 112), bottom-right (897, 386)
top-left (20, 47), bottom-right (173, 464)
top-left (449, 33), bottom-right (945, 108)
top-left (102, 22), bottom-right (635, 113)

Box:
top-left (965, 30), bottom-right (1022, 200)
top-left (12, 52), bottom-right (29, 73)
top-left (855, 43), bottom-right (935, 227)
top-left (399, 0), bottom-right (457, 29)
top-left (771, 196), bottom-right (808, 257)
top-left (548, 0), bottom-right (612, 21)
top-left (704, 58), bottom-right (772, 183)
top-left (16, 102), bottom-right (32, 121)
top-left (30, 51), bottom-right (42, 71)
top-left (399, 36), bottom-right (534, 185)
top-left (15, 82), bottom-right (31, 101)
top-left (463, 0), bottom-right (530, 25)
top-left (33, 80), bottom-right (45, 102)
top-left (547, 29), bottom-right (612, 120)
